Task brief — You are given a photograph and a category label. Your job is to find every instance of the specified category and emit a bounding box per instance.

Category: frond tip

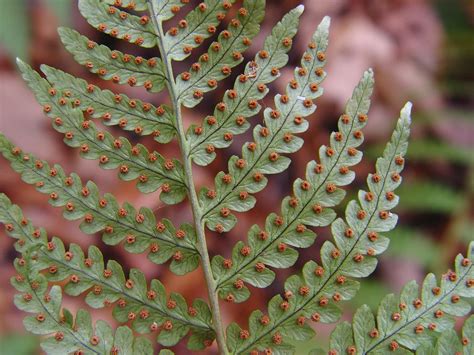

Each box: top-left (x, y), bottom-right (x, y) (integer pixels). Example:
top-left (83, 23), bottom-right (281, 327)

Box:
top-left (176, 0), bottom-right (266, 108)
top-left (226, 102), bottom-right (413, 354)
top-left (200, 15), bottom-right (331, 233)
top-left (187, 4), bottom-right (305, 166)
top-left (212, 69), bottom-right (375, 303)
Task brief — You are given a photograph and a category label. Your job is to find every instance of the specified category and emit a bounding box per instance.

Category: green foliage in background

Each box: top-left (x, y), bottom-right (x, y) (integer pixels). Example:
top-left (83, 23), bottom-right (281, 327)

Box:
top-left (0, 0), bottom-right (71, 60)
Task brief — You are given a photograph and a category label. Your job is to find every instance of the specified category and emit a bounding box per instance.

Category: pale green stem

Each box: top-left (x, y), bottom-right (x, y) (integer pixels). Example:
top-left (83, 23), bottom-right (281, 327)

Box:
top-left (148, 3), bottom-right (228, 354)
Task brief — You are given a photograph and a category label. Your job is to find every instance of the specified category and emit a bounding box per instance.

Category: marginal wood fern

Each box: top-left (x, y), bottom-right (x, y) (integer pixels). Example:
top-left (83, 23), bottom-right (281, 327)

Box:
top-left (0, 0), bottom-right (472, 354)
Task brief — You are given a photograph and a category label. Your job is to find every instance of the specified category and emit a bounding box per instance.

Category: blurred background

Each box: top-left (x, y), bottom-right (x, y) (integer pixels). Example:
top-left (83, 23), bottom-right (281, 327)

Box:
top-left (0, 0), bottom-right (472, 353)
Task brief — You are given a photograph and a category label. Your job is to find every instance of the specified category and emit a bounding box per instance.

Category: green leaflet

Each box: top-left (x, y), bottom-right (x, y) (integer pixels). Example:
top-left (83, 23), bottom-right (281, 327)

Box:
top-left (187, 4), bottom-right (304, 165)
top-left (0, 135), bottom-right (200, 275)
top-left (429, 330), bottom-right (464, 355)
top-left (103, 0), bottom-right (149, 11)
top-left (11, 259), bottom-right (153, 355)
top-left (59, 27), bottom-right (166, 93)
top-left (327, 245), bottom-right (473, 354)
top-left (151, 0), bottom-right (190, 21)
top-left (199, 16), bottom-right (330, 233)
top-left (17, 60), bottom-right (186, 202)
top-left (212, 70), bottom-right (375, 303)
top-left (176, 0), bottom-right (265, 108)
top-left (41, 65), bottom-right (176, 143)
top-left (416, 315), bottom-right (473, 355)
top-left (79, 0), bottom-right (158, 47)
top-left (0, 194), bottom-right (215, 350)
top-left (226, 103), bottom-right (412, 354)
top-left (159, 350), bottom-right (176, 355)
top-left (163, 0), bottom-right (236, 61)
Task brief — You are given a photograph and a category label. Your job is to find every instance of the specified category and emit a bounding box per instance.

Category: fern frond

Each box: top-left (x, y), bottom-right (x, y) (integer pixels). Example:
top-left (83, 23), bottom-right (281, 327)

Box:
top-left (0, 135), bottom-right (200, 275)
top-left (416, 315), bottom-right (473, 355)
top-left (325, 244), bottom-right (473, 354)
top-left (59, 28), bottom-right (166, 93)
top-left (187, 5), bottom-right (304, 166)
top-left (41, 65), bottom-right (176, 143)
top-left (11, 259), bottom-right (153, 354)
top-left (104, 0), bottom-right (149, 12)
top-left (175, 0), bottom-right (265, 108)
top-left (162, 0), bottom-right (236, 61)
top-left (226, 103), bottom-right (412, 354)
top-left (212, 69), bottom-right (375, 303)
top-left (199, 16), bottom-right (330, 233)
top-left (150, 0), bottom-right (190, 21)
top-left (17, 60), bottom-right (186, 202)
top-left (0, 194), bottom-right (215, 350)
top-left (79, 0), bottom-right (158, 48)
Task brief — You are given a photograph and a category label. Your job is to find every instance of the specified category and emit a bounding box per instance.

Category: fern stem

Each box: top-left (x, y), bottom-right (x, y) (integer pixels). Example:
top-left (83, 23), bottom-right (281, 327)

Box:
top-left (148, 2), bottom-right (228, 353)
